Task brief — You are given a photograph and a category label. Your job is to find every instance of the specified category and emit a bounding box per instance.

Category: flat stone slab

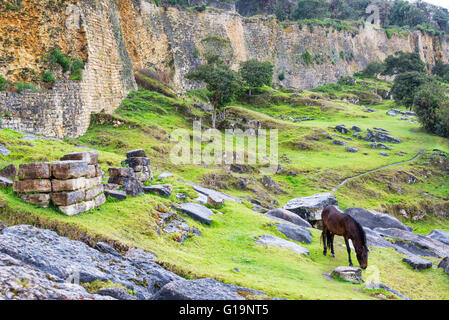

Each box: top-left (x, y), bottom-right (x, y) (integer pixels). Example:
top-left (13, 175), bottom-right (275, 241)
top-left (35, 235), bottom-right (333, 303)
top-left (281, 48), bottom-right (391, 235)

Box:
top-left (426, 229), bottom-right (449, 246)
top-left (61, 151), bottom-right (98, 165)
top-left (402, 255), bottom-right (432, 270)
top-left (275, 223), bottom-right (312, 244)
top-left (265, 208), bottom-right (312, 228)
top-left (394, 241), bottom-right (438, 258)
top-left (0, 177), bottom-right (13, 188)
top-left (143, 185), bottom-right (171, 197)
top-left (331, 267), bottom-right (363, 283)
top-left (177, 203), bottom-right (214, 225)
top-left (363, 227), bottom-right (394, 248)
top-left (126, 149), bottom-right (147, 158)
top-left (13, 179), bottom-right (52, 193)
top-left (51, 161), bottom-right (89, 180)
top-left (151, 278), bottom-right (267, 300)
top-left (186, 182), bottom-right (241, 203)
top-left (105, 190), bottom-right (127, 201)
top-left (51, 190), bottom-right (85, 206)
top-left (52, 178), bottom-right (86, 192)
top-left (0, 164), bottom-right (16, 180)
top-left (344, 207), bottom-right (412, 231)
top-left (283, 193), bottom-right (338, 222)
top-left (17, 162), bottom-right (51, 180)
top-left (20, 194), bottom-right (50, 208)
top-left (255, 235), bottom-right (310, 255)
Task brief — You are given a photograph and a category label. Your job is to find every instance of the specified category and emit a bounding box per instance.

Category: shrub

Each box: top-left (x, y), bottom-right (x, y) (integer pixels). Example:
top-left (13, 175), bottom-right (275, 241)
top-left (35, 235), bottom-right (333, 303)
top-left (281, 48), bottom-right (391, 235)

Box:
top-left (0, 75), bottom-right (6, 91)
top-left (42, 71), bottom-right (55, 83)
top-left (239, 59), bottom-right (274, 90)
top-left (391, 71), bottom-right (430, 108)
top-left (49, 49), bottom-right (71, 73)
top-left (301, 51), bottom-right (313, 66)
top-left (15, 82), bottom-right (37, 93)
top-left (361, 62), bottom-right (385, 78)
top-left (278, 72), bottom-right (285, 81)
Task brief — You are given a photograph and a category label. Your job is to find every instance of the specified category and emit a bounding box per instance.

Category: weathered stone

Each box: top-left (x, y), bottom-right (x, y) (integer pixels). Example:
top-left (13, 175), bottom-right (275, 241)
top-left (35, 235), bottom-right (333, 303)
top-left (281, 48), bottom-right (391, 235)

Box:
top-left (362, 283), bottom-right (409, 300)
top-left (344, 207), bottom-right (411, 231)
top-left (59, 200), bottom-right (95, 216)
top-left (0, 145), bottom-right (10, 156)
top-left (0, 177), bottom-right (13, 188)
top-left (402, 255), bottom-right (432, 270)
top-left (333, 140), bottom-right (347, 146)
top-left (438, 257), bottom-right (449, 275)
top-left (17, 162), bottom-right (51, 180)
top-left (84, 176), bottom-right (102, 189)
top-left (85, 185), bottom-right (104, 201)
top-left (13, 179), bottom-right (52, 193)
top-left (94, 193), bottom-right (106, 207)
top-left (177, 203), bottom-right (214, 225)
top-left (126, 149), bottom-right (147, 158)
top-left (108, 167), bottom-right (135, 178)
top-left (105, 190), bottom-right (127, 201)
top-left (394, 241), bottom-right (438, 258)
top-left (207, 194), bottom-right (224, 208)
top-left (283, 193), bottom-right (338, 222)
top-left (103, 183), bottom-right (121, 191)
top-left (95, 165), bottom-right (103, 177)
top-left (51, 161), bottom-right (89, 180)
top-left (152, 278), bottom-right (267, 300)
top-left (0, 164), bottom-right (16, 180)
top-left (123, 177), bottom-right (143, 197)
top-left (345, 146), bottom-right (358, 153)
top-left (125, 248), bottom-right (158, 263)
top-left (426, 229), bottom-right (449, 246)
top-left (275, 223), bottom-right (312, 244)
top-left (186, 182), bottom-right (241, 203)
top-left (61, 151), bottom-right (98, 165)
top-left (363, 227), bottom-right (394, 248)
top-left (123, 157), bottom-right (151, 169)
top-left (51, 190), bottom-right (85, 206)
top-left (331, 267), bottom-right (363, 283)
top-left (143, 185), bottom-right (171, 197)
top-left (87, 165), bottom-right (97, 178)
top-left (52, 178), bottom-right (86, 192)
top-left (255, 235), bottom-right (310, 255)
top-left (20, 194), bottom-right (50, 208)
top-left (265, 208), bottom-right (312, 228)
top-left (97, 287), bottom-right (137, 300)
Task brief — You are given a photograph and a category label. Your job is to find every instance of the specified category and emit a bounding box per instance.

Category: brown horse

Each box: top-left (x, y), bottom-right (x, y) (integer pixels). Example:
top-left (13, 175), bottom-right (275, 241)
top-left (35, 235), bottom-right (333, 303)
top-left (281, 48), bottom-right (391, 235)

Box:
top-left (321, 205), bottom-right (368, 269)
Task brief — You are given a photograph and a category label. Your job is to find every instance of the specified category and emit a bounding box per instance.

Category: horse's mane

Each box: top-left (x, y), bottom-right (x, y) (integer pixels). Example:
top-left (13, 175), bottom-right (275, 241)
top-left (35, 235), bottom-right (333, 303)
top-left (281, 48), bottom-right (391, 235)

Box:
top-left (347, 215), bottom-right (367, 248)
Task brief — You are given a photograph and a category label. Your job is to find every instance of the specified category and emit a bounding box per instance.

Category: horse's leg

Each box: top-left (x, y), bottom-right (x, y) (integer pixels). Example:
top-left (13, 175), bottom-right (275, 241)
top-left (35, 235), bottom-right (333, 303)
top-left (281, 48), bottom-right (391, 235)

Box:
top-left (329, 232), bottom-right (335, 258)
top-left (344, 236), bottom-right (353, 267)
top-left (322, 227), bottom-right (328, 256)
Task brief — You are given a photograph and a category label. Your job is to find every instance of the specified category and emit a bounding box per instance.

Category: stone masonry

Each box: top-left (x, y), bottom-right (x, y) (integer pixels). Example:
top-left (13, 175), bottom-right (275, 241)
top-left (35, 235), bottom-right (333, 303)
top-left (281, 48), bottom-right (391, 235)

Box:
top-left (13, 151), bottom-right (105, 216)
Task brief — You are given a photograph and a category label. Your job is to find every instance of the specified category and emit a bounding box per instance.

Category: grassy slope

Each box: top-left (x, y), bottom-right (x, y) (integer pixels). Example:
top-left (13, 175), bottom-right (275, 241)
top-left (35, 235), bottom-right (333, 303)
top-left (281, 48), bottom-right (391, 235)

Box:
top-left (0, 77), bottom-right (449, 300)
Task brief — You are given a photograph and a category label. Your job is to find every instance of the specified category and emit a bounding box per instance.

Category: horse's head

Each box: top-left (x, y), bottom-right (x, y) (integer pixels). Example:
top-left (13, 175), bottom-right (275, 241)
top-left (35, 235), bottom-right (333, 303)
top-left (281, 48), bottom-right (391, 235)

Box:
top-left (355, 244), bottom-right (368, 269)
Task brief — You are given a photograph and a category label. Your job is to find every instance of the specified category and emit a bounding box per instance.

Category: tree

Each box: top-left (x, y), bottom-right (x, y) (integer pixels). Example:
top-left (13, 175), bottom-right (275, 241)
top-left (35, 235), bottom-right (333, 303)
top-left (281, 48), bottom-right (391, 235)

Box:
top-left (413, 81), bottom-right (449, 137)
top-left (186, 56), bottom-right (242, 128)
top-left (382, 52), bottom-right (426, 76)
top-left (292, 0), bottom-right (329, 20)
top-left (432, 61), bottom-right (449, 83)
top-left (239, 59), bottom-right (274, 95)
top-left (391, 71), bottom-right (430, 108)
top-left (361, 62), bottom-right (385, 78)
top-left (387, 0), bottom-right (427, 28)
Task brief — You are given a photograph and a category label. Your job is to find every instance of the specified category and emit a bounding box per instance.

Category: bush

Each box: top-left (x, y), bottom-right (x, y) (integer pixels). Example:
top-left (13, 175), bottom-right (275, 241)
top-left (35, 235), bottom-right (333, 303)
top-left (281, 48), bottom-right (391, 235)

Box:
top-left (42, 71), bottom-right (55, 83)
top-left (413, 82), bottom-right (449, 137)
top-left (239, 59), bottom-right (274, 90)
top-left (361, 62), bottom-right (385, 78)
top-left (278, 72), bottom-right (285, 81)
top-left (49, 49), bottom-right (71, 73)
top-left (15, 82), bottom-right (37, 93)
top-left (391, 71), bottom-right (430, 108)
top-left (382, 51), bottom-right (426, 76)
top-left (0, 75), bottom-right (6, 91)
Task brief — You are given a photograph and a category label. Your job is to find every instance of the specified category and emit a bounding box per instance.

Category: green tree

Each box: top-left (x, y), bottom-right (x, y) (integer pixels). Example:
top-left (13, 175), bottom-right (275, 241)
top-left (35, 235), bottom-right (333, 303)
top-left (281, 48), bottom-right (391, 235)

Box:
top-left (239, 59), bottom-right (274, 95)
top-left (0, 75), bottom-right (6, 91)
top-left (361, 62), bottom-right (385, 78)
top-left (391, 71), bottom-right (430, 108)
top-left (387, 0), bottom-right (427, 28)
top-left (186, 56), bottom-right (242, 128)
top-left (413, 81), bottom-right (449, 137)
top-left (292, 0), bottom-right (329, 20)
top-left (382, 52), bottom-right (426, 76)
top-left (432, 61), bottom-right (449, 83)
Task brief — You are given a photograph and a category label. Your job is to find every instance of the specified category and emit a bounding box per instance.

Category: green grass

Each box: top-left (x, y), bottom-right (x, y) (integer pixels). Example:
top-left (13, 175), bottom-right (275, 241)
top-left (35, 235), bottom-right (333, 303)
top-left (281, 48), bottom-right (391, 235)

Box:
top-left (1, 76), bottom-right (449, 300)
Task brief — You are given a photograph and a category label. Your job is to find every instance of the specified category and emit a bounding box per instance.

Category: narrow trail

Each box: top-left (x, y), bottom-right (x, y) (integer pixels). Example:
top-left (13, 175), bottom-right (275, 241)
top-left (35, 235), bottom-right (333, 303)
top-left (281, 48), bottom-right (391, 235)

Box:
top-left (332, 150), bottom-right (425, 192)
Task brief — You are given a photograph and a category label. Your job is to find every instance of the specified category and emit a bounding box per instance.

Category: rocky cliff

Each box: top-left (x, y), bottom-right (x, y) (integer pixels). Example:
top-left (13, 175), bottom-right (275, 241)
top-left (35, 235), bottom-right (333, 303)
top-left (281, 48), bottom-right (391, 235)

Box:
top-left (0, 0), bottom-right (448, 138)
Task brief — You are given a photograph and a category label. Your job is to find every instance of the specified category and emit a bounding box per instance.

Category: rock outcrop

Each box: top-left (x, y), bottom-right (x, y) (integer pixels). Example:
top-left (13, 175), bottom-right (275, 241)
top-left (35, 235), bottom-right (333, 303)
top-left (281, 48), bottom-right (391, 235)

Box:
top-left (283, 193), bottom-right (338, 223)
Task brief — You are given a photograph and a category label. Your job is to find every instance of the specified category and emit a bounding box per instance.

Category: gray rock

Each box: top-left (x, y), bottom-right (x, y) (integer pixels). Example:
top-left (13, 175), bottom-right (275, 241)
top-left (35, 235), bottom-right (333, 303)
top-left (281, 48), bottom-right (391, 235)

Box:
top-left (333, 140), bottom-right (347, 146)
top-left (438, 257), bottom-right (449, 275)
top-left (351, 126), bottom-right (362, 132)
top-left (386, 110), bottom-right (397, 116)
top-left (363, 283), bottom-right (409, 300)
top-left (151, 278), bottom-right (266, 300)
top-left (123, 177), bottom-right (144, 197)
top-left (345, 146), bottom-right (359, 153)
top-left (186, 182), bottom-right (241, 203)
top-left (363, 227), bottom-right (394, 248)
top-left (0, 177), bottom-right (13, 188)
top-left (335, 125), bottom-right (348, 134)
top-left (0, 164), bottom-right (16, 180)
top-left (394, 241), bottom-right (438, 258)
top-left (253, 204), bottom-right (269, 213)
top-left (275, 223), bottom-right (312, 244)
top-left (177, 202), bottom-right (214, 225)
top-left (94, 242), bottom-right (122, 258)
top-left (125, 247), bottom-right (158, 263)
top-left (331, 266), bottom-right (363, 283)
top-left (380, 152), bottom-right (389, 156)
top-left (0, 145), bottom-right (10, 156)
top-left (265, 208), bottom-right (312, 228)
top-left (402, 255), bottom-right (432, 270)
top-left (374, 227), bottom-right (449, 258)
top-left (143, 185), bottom-right (172, 197)
top-left (158, 172), bottom-right (173, 179)
top-left (104, 190), bottom-right (127, 200)
top-left (255, 235), bottom-right (310, 255)
top-left (97, 287), bottom-right (137, 300)
top-left (344, 208), bottom-right (411, 231)
top-left (284, 193), bottom-right (338, 222)
top-left (126, 149), bottom-right (147, 158)
top-left (426, 229), bottom-right (449, 246)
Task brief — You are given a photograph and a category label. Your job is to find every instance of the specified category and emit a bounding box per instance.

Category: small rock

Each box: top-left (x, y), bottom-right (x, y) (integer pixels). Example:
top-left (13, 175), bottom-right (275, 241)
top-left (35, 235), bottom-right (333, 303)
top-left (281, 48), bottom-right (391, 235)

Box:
top-left (333, 140), bottom-right (347, 146)
top-left (176, 203), bottom-right (214, 225)
top-left (438, 257), bottom-right (449, 275)
top-left (380, 152), bottom-right (389, 157)
top-left (345, 146), bottom-right (359, 153)
top-left (255, 235), bottom-right (309, 255)
top-left (331, 266), bottom-right (363, 283)
top-left (157, 172), bottom-right (173, 179)
top-left (104, 190), bottom-right (127, 200)
top-left (0, 164), bottom-right (16, 180)
top-left (207, 194), bottom-right (224, 208)
top-left (402, 255), bottom-right (432, 270)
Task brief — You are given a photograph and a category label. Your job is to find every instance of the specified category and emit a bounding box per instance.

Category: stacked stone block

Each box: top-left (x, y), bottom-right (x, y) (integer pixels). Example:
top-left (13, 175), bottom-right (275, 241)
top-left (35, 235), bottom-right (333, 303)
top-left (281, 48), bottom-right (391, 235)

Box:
top-left (13, 151), bottom-right (106, 216)
top-left (122, 149), bottom-right (153, 184)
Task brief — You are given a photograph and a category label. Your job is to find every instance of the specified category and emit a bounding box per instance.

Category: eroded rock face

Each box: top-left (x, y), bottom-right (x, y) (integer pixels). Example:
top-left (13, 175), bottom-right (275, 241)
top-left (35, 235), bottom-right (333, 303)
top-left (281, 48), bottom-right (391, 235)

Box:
top-left (283, 193), bottom-right (338, 222)
top-left (0, 164), bottom-right (17, 181)
top-left (426, 229), bottom-right (449, 246)
top-left (265, 208), bottom-right (312, 228)
top-left (344, 207), bottom-right (412, 231)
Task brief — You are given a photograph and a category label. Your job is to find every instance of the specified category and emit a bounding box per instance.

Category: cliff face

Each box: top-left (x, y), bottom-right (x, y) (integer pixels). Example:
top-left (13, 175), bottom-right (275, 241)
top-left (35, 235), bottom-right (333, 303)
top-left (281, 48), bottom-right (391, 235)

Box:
top-left (0, 0), bottom-right (448, 138)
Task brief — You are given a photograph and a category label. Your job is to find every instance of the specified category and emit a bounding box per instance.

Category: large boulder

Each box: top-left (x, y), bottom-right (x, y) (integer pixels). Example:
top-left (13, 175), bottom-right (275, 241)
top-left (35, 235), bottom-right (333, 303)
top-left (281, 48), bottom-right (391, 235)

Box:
top-left (344, 207), bottom-right (411, 231)
top-left (363, 227), bottom-right (394, 248)
top-left (283, 193), bottom-right (338, 222)
top-left (265, 208), bottom-right (312, 228)
top-left (255, 235), bottom-right (309, 255)
top-left (275, 223), bottom-right (312, 244)
top-left (438, 257), bottom-right (449, 275)
top-left (331, 267), bottom-right (363, 283)
top-left (151, 278), bottom-right (266, 300)
top-left (426, 229), bottom-right (449, 246)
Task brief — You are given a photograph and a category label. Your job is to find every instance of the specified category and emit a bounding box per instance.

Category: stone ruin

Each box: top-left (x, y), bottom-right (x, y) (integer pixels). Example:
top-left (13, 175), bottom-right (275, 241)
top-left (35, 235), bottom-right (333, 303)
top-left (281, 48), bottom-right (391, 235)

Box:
top-left (12, 151), bottom-right (105, 215)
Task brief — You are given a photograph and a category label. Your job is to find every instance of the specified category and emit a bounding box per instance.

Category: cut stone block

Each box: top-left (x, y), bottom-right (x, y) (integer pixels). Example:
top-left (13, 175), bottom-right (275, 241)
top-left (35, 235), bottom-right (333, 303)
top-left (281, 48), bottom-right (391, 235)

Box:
top-left (177, 203), bottom-right (214, 225)
top-left (108, 176), bottom-right (128, 185)
top-left (123, 157), bottom-right (150, 169)
top-left (143, 185), bottom-right (171, 197)
top-left (0, 177), bottom-right (13, 188)
top-left (103, 183), bottom-right (121, 191)
top-left (85, 176), bottom-right (102, 189)
top-left (17, 162), bottom-right (51, 180)
top-left (126, 149), bottom-right (147, 158)
top-left (58, 200), bottom-right (95, 216)
top-left (85, 185), bottom-right (104, 201)
top-left (13, 179), bottom-right (52, 193)
top-left (94, 193), bottom-right (106, 207)
top-left (52, 178), bottom-right (86, 192)
top-left (0, 164), bottom-right (17, 180)
top-left (207, 194), bottom-right (224, 208)
top-left (61, 151), bottom-right (99, 165)
top-left (87, 165), bottom-right (97, 178)
top-left (108, 167), bottom-right (134, 177)
top-left (95, 165), bottom-right (103, 177)
top-left (105, 190), bottom-right (127, 200)
top-left (20, 193), bottom-right (50, 207)
top-left (51, 190), bottom-right (86, 206)
top-left (51, 161), bottom-right (89, 180)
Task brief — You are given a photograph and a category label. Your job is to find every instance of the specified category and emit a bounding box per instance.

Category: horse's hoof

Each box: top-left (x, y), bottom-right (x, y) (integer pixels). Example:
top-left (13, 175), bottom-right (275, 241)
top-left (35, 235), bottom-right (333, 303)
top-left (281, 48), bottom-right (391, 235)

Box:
top-left (323, 251), bottom-right (327, 256)
top-left (332, 254), bottom-right (336, 258)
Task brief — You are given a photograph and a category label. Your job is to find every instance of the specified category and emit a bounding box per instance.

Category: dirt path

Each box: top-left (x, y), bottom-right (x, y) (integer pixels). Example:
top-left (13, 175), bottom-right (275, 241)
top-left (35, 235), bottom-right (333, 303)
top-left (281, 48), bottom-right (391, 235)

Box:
top-left (332, 151), bottom-right (425, 192)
